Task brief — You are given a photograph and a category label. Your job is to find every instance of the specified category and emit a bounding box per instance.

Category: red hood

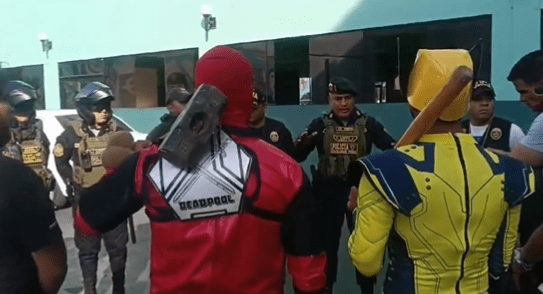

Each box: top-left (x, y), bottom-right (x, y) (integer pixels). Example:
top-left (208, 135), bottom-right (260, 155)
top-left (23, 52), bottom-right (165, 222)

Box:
top-left (195, 46), bottom-right (254, 129)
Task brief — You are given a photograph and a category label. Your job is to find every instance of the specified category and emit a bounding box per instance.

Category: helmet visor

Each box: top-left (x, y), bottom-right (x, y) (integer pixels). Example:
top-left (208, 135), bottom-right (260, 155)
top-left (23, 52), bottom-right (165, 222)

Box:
top-left (89, 101), bottom-right (112, 113)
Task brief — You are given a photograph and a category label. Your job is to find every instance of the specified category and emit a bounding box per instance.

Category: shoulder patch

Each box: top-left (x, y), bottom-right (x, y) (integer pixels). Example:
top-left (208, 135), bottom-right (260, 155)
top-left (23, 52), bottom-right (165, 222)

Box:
top-left (53, 143), bottom-right (64, 157)
top-left (270, 131), bottom-right (279, 142)
top-left (490, 128), bottom-right (502, 140)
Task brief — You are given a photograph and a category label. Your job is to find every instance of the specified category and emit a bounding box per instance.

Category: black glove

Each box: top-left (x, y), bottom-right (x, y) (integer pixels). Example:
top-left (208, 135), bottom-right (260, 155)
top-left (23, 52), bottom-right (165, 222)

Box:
top-left (295, 130), bottom-right (318, 153)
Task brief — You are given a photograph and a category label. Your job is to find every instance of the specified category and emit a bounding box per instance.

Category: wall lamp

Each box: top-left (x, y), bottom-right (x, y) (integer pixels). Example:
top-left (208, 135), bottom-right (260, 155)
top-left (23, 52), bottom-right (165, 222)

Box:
top-left (38, 33), bottom-right (52, 59)
top-left (201, 5), bottom-right (217, 42)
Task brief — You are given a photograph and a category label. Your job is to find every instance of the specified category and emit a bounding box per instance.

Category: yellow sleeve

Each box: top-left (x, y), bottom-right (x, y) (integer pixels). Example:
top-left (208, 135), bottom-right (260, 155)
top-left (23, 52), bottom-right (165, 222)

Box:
top-left (348, 173), bottom-right (395, 277)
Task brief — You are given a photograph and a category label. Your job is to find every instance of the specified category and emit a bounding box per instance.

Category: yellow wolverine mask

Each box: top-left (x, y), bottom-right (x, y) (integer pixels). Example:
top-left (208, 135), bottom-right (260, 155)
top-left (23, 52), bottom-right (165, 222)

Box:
top-left (407, 49), bottom-right (473, 122)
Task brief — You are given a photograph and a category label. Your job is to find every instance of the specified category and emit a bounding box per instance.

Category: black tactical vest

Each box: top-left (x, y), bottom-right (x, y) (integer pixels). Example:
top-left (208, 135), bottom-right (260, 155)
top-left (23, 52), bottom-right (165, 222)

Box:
top-left (462, 117), bottom-right (513, 152)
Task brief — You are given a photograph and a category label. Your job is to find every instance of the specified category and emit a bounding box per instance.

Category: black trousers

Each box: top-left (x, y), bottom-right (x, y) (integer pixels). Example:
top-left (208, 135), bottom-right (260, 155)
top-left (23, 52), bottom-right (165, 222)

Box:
top-left (74, 220), bottom-right (128, 280)
top-left (73, 194), bottom-right (128, 281)
top-left (314, 177), bottom-right (375, 293)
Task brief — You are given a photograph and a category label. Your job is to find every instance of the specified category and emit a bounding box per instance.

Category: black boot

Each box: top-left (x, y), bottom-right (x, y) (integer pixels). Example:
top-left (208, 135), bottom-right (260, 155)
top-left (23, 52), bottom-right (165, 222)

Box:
top-left (83, 277), bottom-right (97, 294)
top-left (112, 270), bottom-right (125, 294)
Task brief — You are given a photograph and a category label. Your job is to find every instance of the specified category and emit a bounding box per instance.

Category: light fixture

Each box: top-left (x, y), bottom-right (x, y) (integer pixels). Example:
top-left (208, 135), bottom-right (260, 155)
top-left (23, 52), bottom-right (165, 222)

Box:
top-left (38, 33), bottom-right (52, 59)
top-left (201, 5), bottom-right (217, 42)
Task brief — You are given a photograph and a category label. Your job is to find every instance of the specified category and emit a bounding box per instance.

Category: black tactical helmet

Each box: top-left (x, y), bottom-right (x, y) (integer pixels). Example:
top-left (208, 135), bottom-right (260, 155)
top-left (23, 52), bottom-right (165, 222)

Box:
top-left (2, 80), bottom-right (37, 115)
top-left (75, 82), bottom-right (114, 125)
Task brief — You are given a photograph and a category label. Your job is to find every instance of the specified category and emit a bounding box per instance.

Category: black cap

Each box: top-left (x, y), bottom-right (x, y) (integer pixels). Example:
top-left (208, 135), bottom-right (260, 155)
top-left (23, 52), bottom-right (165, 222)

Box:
top-left (252, 88), bottom-right (267, 107)
top-left (472, 80), bottom-right (495, 100)
top-left (328, 77), bottom-right (358, 96)
top-left (166, 87), bottom-right (192, 105)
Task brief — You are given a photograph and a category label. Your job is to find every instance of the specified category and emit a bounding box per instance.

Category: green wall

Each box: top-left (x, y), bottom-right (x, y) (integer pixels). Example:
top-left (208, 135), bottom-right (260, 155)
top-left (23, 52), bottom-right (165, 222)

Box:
top-left (1, 0), bottom-right (541, 109)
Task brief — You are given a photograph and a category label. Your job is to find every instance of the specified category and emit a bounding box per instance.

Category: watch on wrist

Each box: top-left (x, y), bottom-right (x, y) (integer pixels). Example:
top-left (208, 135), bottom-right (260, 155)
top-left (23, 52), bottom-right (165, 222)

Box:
top-left (514, 248), bottom-right (534, 271)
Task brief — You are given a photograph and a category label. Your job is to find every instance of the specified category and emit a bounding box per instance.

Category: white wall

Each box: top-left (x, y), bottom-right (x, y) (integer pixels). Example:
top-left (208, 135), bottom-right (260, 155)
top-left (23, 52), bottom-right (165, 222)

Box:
top-left (0, 0), bottom-right (541, 107)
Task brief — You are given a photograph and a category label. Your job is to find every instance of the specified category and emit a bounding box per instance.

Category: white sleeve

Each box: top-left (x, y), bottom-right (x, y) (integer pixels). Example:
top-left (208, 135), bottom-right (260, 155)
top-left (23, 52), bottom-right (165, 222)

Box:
top-left (509, 124), bottom-right (525, 150)
top-left (520, 113), bottom-right (543, 154)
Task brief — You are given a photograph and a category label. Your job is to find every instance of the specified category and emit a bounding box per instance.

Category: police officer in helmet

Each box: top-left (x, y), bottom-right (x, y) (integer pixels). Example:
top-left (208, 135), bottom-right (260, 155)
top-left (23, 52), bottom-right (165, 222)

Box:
top-left (54, 82), bottom-right (127, 294)
top-left (1, 80), bottom-right (55, 197)
top-left (294, 76), bottom-right (396, 293)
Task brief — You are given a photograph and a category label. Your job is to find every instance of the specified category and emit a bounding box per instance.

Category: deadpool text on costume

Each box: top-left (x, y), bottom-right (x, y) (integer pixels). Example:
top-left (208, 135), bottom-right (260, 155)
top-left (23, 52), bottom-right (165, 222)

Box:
top-left (179, 195), bottom-right (236, 211)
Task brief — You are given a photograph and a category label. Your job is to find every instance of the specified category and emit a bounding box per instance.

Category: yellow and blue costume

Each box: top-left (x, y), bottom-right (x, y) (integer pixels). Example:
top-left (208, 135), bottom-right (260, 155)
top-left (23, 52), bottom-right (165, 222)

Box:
top-left (348, 134), bottom-right (534, 293)
top-left (348, 49), bottom-right (536, 294)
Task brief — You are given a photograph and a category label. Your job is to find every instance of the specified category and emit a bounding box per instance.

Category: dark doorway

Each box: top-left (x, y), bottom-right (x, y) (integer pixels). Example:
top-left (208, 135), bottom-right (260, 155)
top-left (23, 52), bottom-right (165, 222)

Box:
top-left (274, 37), bottom-right (310, 105)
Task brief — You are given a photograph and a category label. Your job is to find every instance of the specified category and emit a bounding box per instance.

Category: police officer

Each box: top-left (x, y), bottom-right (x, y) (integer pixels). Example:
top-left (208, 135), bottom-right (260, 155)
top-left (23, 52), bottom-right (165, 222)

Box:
top-left (294, 76), bottom-right (396, 293)
top-left (250, 88), bottom-right (295, 156)
top-left (0, 81), bottom-right (56, 196)
top-left (54, 82), bottom-right (127, 294)
top-left (462, 80), bottom-right (525, 152)
top-left (146, 87), bottom-right (192, 144)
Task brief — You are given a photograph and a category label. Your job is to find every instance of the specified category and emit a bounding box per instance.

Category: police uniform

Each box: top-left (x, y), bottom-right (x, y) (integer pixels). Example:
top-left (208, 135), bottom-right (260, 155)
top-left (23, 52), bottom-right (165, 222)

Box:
top-left (54, 82), bottom-right (127, 294)
top-left (0, 81), bottom-right (54, 192)
top-left (2, 119), bottom-right (52, 187)
top-left (252, 117), bottom-right (295, 156)
top-left (146, 88), bottom-right (193, 144)
top-left (462, 81), bottom-right (523, 152)
top-left (250, 88), bottom-right (296, 156)
top-left (294, 77), bottom-right (396, 292)
top-left (348, 49), bottom-right (535, 294)
top-left (146, 113), bottom-right (177, 144)
top-left (462, 117), bottom-right (516, 151)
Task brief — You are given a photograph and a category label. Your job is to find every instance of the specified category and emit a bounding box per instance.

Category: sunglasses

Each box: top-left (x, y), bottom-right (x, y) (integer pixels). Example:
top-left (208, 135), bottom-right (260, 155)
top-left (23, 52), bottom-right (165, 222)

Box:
top-left (89, 103), bottom-right (112, 113)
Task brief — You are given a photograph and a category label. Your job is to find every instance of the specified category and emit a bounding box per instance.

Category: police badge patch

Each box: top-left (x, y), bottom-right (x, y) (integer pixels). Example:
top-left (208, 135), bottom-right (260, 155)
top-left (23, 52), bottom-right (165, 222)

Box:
top-left (53, 144), bottom-right (64, 157)
top-left (490, 128), bottom-right (502, 140)
top-left (270, 131), bottom-right (279, 142)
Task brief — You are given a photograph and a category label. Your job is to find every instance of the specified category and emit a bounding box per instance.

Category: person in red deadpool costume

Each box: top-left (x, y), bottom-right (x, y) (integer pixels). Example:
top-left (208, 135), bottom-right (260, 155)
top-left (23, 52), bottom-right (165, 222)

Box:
top-left (74, 46), bottom-right (327, 294)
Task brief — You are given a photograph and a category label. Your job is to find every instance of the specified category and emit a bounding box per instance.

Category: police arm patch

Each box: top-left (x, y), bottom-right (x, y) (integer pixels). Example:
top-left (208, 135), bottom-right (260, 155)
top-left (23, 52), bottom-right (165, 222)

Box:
top-left (270, 131), bottom-right (279, 142)
top-left (490, 128), bottom-right (502, 140)
top-left (53, 143), bottom-right (64, 157)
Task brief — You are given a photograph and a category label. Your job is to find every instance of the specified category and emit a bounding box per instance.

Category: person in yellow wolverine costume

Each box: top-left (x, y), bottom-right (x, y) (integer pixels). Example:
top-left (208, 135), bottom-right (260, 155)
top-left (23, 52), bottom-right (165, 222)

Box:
top-left (347, 49), bottom-right (536, 294)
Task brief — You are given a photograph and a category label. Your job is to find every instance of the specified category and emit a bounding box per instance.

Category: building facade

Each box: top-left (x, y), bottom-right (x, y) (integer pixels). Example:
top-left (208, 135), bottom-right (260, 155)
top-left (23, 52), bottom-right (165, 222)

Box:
top-left (0, 0), bottom-right (540, 109)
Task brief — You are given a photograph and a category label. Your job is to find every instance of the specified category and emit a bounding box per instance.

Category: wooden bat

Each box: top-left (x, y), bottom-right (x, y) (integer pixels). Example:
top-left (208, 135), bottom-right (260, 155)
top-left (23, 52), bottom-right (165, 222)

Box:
top-left (395, 66), bottom-right (473, 148)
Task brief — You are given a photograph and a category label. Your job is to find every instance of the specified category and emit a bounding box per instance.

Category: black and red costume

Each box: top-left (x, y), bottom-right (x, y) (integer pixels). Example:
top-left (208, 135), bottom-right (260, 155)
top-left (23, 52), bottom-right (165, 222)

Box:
top-left (75, 46), bottom-right (327, 294)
